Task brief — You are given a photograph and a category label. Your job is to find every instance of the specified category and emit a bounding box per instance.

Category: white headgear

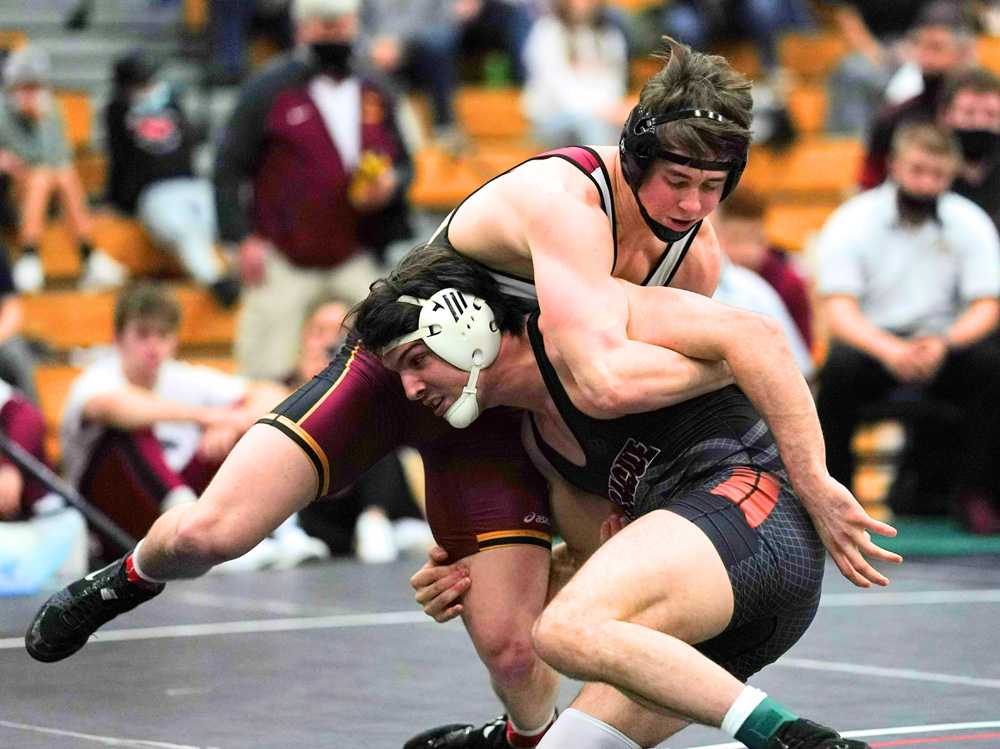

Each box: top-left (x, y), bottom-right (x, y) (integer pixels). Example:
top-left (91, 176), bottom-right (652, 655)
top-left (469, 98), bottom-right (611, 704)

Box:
top-left (384, 288), bottom-right (501, 429)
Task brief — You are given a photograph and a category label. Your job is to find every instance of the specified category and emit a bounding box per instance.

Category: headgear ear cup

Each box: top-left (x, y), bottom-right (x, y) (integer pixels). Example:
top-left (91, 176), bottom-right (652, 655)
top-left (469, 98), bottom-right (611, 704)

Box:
top-left (383, 288), bottom-right (502, 428)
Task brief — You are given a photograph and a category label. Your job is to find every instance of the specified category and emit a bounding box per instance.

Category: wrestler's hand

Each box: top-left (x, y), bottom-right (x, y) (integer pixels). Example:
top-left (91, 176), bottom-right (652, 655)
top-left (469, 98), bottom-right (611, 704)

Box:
top-left (599, 512), bottom-right (628, 545)
top-left (804, 473), bottom-right (902, 587)
top-left (410, 546), bottom-right (470, 623)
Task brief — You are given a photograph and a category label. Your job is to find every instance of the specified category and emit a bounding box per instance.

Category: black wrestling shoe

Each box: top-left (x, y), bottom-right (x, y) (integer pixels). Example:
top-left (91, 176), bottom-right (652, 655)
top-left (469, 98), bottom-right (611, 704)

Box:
top-left (765, 719), bottom-right (871, 749)
top-left (25, 556), bottom-right (164, 663)
top-left (403, 716), bottom-right (513, 748)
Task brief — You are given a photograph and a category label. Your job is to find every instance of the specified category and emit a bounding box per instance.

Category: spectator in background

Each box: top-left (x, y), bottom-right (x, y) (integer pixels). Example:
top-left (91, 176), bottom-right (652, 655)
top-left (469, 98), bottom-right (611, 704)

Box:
top-left (521, 0), bottom-right (630, 148)
top-left (215, 0), bottom-right (413, 381)
top-left (287, 297), bottom-right (433, 562)
top-left (358, 0), bottom-right (483, 145)
top-left (0, 45), bottom-right (128, 293)
top-left (0, 377), bottom-right (87, 595)
top-left (657, 0), bottom-right (813, 78)
top-left (825, 0), bottom-right (937, 135)
top-left (0, 246), bottom-right (38, 402)
top-left (816, 124), bottom-right (1000, 534)
top-left (857, 4), bottom-right (976, 187)
top-left (58, 283), bottom-right (303, 563)
top-left (938, 66), bottom-right (1000, 232)
top-left (714, 188), bottom-right (813, 352)
top-left (106, 50), bottom-right (240, 308)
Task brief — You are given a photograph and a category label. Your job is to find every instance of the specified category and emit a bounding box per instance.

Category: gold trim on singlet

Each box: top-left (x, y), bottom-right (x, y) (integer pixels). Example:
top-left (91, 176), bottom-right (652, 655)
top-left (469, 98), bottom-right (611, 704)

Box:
top-left (270, 413), bottom-right (332, 497)
top-left (297, 343), bottom-right (360, 424)
top-left (475, 529), bottom-right (552, 551)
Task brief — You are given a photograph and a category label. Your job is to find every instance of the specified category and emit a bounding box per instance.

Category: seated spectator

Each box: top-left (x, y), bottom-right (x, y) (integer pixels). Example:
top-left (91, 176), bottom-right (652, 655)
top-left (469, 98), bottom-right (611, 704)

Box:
top-left (105, 50), bottom-right (239, 307)
top-left (287, 296), bottom-right (433, 562)
top-left (59, 283), bottom-right (298, 562)
top-left (0, 377), bottom-right (87, 595)
top-left (815, 123), bottom-right (1000, 534)
top-left (521, 0), bottom-right (630, 148)
top-left (359, 0), bottom-right (481, 144)
top-left (0, 45), bottom-right (128, 293)
top-left (825, 0), bottom-right (939, 135)
top-left (0, 244), bottom-right (38, 402)
top-left (937, 66), bottom-right (1000, 232)
top-left (856, 4), bottom-right (976, 187)
top-left (714, 188), bottom-right (813, 351)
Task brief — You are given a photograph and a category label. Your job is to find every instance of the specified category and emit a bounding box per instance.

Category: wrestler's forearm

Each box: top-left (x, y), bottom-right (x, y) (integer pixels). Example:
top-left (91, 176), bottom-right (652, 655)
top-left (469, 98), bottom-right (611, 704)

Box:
top-left (722, 317), bottom-right (830, 497)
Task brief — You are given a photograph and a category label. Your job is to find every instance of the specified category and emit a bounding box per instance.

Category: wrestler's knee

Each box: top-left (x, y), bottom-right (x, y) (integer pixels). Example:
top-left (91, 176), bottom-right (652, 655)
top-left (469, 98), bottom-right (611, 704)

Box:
top-left (473, 622), bottom-right (540, 689)
top-left (172, 503), bottom-right (251, 565)
top-left (531, 597), bottom-right (597, 676)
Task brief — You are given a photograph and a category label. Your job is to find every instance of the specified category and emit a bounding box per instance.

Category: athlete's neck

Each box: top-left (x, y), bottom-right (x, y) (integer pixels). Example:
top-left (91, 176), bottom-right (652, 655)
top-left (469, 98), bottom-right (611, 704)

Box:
top-left (478, 335), bottom-right (552, 414)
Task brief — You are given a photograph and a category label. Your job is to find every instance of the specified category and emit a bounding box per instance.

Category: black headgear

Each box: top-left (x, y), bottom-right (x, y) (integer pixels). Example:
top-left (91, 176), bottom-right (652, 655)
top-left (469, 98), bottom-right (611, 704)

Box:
top-left (620, 106), bottom-right (748, 199)
top-left (618, 106), bottom-right (748, 242)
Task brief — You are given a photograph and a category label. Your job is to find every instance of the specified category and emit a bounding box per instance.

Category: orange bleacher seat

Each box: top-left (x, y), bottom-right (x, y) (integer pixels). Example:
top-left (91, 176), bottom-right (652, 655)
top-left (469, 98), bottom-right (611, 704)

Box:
top-left (455, 87), bottom-right (530, 142)
top-left (184, 0), bottom-right (208, 33)
top-left (778, 32), bottom-right (846, 79)
top-left (786, 82), bottom-right (827, 135)
top-left (769, 136), bottom-right (862, 199)
top-left (409, 143), bottom-right (537, 212)
top-left (39, 212), bottom-right (184, 284)
top-left (713, 41), bottom-right (762, 80)
top-left (23, 286), bottom-right (238, 353)
top-left (764, 201), bottom-right (838, 253)
top-left (978, 36), bottom-right (1000, 76)
top-left (0, 30), bottom-right (28, 51)
top-left (54, 90), bottom-right (92, 152)
top-left (75, 150), bottom-right (107, 196)
top-left (35, 364), bottom-right (78, 465)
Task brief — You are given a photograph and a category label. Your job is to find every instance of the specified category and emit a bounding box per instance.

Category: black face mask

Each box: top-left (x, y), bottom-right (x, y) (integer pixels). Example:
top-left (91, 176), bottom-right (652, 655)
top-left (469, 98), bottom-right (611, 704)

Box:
top-left (922, 72), bottom-right (945, 101)
top-left (954, 128), bottom-right (999, 162)
top-left (310, 41), bottom-right (352, 78)
top-left (897, 187), bottom-right (940, 224)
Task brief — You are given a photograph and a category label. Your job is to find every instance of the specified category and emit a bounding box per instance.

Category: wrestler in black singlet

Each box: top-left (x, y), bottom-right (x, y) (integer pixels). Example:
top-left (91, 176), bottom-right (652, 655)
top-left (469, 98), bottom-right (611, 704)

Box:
top-left (526, 311), bottom-right (825, 681)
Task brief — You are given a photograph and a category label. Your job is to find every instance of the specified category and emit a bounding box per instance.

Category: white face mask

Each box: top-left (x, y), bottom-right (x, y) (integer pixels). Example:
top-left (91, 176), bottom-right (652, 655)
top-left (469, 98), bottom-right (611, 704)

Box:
top-left (130, 81), bottom-right (170, 115)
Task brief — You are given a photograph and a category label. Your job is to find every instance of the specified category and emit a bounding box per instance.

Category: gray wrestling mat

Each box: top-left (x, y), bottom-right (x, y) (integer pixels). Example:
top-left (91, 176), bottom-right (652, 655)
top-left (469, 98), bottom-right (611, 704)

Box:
top-left (3, 555), bottom-right (1000, 748)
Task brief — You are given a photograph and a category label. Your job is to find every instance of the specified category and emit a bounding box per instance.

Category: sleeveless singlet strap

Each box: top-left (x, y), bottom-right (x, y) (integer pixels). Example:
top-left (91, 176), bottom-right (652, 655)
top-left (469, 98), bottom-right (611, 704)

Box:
top-left (429, 146), bottom-right (618, 279)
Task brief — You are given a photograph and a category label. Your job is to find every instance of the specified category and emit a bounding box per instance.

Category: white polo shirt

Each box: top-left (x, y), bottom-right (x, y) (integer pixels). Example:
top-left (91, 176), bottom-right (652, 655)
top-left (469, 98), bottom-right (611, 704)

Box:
top-left (61, 354), bottom-right (247, 489)
top-left (817, 182), bottom-right (1000, 335)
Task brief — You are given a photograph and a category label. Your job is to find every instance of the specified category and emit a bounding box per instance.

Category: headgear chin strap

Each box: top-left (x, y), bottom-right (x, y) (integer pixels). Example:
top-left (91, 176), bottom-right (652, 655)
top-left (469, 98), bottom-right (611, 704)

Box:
top-left (619, 106), bottom-right (748, 242)
top-left (383, 288), bottom-right (501, 429)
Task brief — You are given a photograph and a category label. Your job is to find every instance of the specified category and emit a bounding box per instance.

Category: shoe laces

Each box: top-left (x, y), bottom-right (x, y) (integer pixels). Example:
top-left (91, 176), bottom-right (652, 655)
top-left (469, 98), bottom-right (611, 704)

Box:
top-left (58, 582), bottom-right (109, 630)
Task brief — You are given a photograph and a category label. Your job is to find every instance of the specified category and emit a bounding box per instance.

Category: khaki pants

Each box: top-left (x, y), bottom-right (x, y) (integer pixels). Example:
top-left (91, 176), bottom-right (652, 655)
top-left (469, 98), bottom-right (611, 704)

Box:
top-left (236, 249), bottom-right (383, 380)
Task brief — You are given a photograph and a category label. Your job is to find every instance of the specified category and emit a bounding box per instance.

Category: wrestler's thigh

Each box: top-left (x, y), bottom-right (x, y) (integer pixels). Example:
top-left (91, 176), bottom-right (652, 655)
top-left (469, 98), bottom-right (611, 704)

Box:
top-left (550, 508), bottom-right (734, 645)
top-left (422, 408), bottom-right (553, 560)
top-left (192, 424), bottom-right (319, 545)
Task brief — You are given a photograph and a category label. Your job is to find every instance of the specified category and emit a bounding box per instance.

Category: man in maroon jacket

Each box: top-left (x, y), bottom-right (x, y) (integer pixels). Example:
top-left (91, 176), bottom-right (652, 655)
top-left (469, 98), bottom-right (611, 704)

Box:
top-left (214, 0), bottom-right (414, 379)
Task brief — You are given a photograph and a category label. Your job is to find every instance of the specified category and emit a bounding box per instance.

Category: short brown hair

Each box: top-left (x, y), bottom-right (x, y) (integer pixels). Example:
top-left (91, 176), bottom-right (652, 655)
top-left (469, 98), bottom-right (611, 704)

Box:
top-left (638, 36), bottom-right (753, 161)
top-left (113, 283), bottom-right (181, 335)
top-left (891, 122), bottom-right (961, 162)
top-left (939, 66), bottom-right (1000, 112)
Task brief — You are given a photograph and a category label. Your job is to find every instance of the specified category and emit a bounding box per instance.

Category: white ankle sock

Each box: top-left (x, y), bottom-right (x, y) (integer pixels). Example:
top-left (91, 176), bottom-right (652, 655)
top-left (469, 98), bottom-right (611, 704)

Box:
top-left (721, 686), bottom-right (768, 737)
top-left (510, 708), bottom-right (556, 737)
top-left (131, 539), bottom-right (167, 584)
top-left (536, 709), bottom-right (640, 749)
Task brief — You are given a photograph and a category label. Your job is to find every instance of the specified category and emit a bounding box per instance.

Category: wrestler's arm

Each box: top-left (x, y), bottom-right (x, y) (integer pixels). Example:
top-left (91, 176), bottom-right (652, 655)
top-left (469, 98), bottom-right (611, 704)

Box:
top-left (508, 175), bottom-right (732, 417)
top-left (622, 282), bottom-right (902, 587)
